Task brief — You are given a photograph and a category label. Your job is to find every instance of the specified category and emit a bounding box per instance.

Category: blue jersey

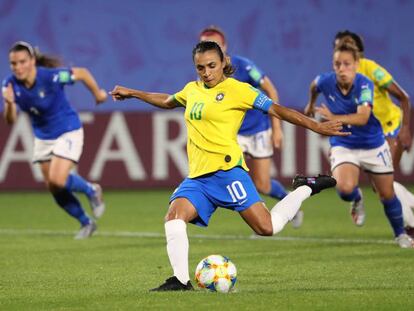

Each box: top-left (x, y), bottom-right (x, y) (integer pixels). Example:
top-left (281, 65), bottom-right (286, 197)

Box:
top-left (315, 72), bottom-right (384, 149)
top-left (231, 55), bottom-right (271, 135)
top-left (2, 67), bottom-right (81, 139)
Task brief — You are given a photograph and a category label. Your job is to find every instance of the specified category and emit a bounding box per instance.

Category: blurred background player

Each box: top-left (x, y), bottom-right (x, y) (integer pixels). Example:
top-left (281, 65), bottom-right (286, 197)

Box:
top-left (305, 40), bottom-right (413, 248)
top-left (332, 31), bottom-right (414, 236)
top-left (2, 41), bottom-right (107, 239)
top-left (199, 26), bottom-right (303, 228)
top-left (110, 41), bottom-right (343, 291)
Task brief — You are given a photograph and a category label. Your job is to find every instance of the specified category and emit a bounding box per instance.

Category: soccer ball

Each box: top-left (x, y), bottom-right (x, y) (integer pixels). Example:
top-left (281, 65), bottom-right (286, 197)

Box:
top-left (195, 254), bottom-right (237, 293)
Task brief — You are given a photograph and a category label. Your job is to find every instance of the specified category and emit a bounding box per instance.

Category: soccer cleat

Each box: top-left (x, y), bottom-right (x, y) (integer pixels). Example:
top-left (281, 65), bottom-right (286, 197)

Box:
top-left (150, 276), bottom-right (194, 292)
top-left (74, 220), bottom-right (97, 240)
top-left (89, 183), bottom-right (105, 219)
top-left (292, 174), bottom-right (337, 195)
top-left (350, 191), bottom-right (365, 226)
top-left (405, 226), bottom-right (414, 239)
top-left (291, 210), bottom-right (304, 229)
top-left (395, 233), bottom-right (414, 248)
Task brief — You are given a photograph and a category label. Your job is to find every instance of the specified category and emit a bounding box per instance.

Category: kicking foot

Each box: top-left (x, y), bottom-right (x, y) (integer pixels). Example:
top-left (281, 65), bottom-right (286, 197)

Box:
top-left (89, 183), bottom-right (105, 219)
top-left (395, 233), bottom-right (414, 249)
top-left (150, 276), bottom-right (194, 292)
top-left (291, 210), bottom-right (304, 229)
top-left (292, 174), bottom-right (337, 195)
top-left (350, 191), bottom-right (365, 226)
top-left (74, 220), bottom-right (97, 240)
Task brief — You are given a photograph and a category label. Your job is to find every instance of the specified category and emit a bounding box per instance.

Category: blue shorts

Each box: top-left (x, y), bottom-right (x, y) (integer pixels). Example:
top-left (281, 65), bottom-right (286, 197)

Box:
top-left (170, 167), bottom-right (262, 227)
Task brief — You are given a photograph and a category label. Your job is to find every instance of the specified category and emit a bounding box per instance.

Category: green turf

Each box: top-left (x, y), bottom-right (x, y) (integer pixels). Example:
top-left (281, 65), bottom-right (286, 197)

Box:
top-left (1, 187), bottom-right (414, 311)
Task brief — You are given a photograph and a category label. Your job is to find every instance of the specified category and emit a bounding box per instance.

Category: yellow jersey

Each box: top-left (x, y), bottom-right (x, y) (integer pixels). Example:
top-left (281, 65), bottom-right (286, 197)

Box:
top-left (173, 77), bottom-right (269, 178)
top-left (358, 58), bottom-right (401, 135)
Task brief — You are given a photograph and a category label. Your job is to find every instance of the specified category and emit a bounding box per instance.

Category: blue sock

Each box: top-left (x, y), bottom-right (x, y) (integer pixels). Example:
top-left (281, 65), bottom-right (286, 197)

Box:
top-left (268, 179), bottom-right (288, 200)
top-left (382, 195), bottom-right (404, 237)
top-left (53, 189), bottom-right (90, 226)
top-left (337, 187), bottom-right (361, 202)
top-left (65, 173), bottom-right (95, 198)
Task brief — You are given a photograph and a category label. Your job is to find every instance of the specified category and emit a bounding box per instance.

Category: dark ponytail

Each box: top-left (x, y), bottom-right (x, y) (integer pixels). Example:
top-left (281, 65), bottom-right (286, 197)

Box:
top-left (9, 41), bottom-right (62, 68)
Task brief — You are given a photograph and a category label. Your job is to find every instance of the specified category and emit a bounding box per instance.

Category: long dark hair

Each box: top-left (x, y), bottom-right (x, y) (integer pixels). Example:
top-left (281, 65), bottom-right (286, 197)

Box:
top-left (9, 41), bottom-right (62, 68)
top-left (334, 30), bottom-right (364, 55)
top-left (192, 41), bottom-right (235, 77)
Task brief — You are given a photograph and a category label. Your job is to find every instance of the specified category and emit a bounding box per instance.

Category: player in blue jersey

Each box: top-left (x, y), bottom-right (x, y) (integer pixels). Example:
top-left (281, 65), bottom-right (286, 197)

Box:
top-left (199, 26), bottom-right (303, 228)
top-left (333, 31), bottom-right (414, 237)
top-left (2, 41), bottom-right (107, 239)
top-left (304, 40), bottom-right (413, 248)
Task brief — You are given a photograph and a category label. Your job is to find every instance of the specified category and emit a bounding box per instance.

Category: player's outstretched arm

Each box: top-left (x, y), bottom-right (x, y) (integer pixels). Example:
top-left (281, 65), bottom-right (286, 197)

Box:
top-left (268, 103), bottom-right (349, 137)
top-left (387, 81), bottom-right (412, 151)
top-left (261, 76), bottom-right (283, 149)
top-left (110, 85), bottom-right (178, 109)
top-left (315, 103), bottom-right (370, 126)
top-left (71, 67), bottom-right (107, 104)
top-left (2, 83), bottom-right (17, 124)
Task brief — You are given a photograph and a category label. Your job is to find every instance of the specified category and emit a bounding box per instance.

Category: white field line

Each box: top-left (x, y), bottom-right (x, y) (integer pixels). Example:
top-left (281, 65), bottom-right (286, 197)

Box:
top-left (0, 228), bottom-right (395, 245)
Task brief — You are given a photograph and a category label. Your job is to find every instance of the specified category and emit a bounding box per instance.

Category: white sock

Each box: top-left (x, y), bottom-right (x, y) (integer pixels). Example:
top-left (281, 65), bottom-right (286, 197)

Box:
top-left (394, 181), bottom-right (414, 227)
top-left (270, 185), bottom-right (312, 234)
top-left (165, 219), bottom-right (190, 284)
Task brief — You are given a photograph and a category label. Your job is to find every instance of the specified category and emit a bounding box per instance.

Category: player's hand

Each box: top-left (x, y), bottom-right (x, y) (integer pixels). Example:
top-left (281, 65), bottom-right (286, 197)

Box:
top-left (2, 83), bottom-right (15, 104)
top-left (110, 85), bottom-right (132, 101)
top-left (304, 102), bottom-right (315, 117)
top-left (398, 126), bottom-right (412, 151)
top-left (272, 129), bottom-right (283, 149)
top-left (314, 103), bottom-right (333, 121)
top-left (316, 120), bottom-right (350, 136)
top-left (95, 89), bottom-right (108, 104)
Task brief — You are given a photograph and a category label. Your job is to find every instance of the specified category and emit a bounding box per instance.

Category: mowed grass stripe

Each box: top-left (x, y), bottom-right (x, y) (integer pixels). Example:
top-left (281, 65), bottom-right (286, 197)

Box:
top-left (0, 227), bottom-right (395, 245)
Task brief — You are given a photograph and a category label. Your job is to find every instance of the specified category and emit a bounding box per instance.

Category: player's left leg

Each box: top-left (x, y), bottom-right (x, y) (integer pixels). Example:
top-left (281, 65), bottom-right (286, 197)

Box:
top-left (240, 175), bottom-right (336, 235)
top-left (48, 156), bottom-right (96, 239)
top-left (370, 173), bottom-right (413, 248)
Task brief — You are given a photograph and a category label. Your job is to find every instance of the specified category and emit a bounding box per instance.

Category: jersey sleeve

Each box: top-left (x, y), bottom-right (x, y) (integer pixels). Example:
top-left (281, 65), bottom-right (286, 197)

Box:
top-left (368, 60), bottom-right (393, 89)
top-left (358, 79), bottom-right (374, 107)
top-left (172, 83), bottom-right (190, 107)
top-left (51, 68), bottom-right (75, 85)
top-left (314, 74), bottom-right (327, 93)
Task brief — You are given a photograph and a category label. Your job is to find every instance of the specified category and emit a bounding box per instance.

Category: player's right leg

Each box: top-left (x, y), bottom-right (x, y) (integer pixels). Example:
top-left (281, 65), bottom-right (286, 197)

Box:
top-left (330, 146), bottom-right (365, 226)
top-left (151, 179), bottom-right (206, 292)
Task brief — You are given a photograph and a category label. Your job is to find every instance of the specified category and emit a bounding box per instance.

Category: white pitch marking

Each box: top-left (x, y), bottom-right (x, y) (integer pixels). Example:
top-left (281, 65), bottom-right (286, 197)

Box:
top-left (0, 228), bottom-right (395, 245)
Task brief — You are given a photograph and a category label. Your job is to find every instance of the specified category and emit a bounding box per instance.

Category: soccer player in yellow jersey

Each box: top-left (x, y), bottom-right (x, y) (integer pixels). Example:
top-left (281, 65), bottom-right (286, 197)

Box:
top-left (332, 31), bottom-right (414, 235)
top-left (110, 41), bottom-right (347, 291)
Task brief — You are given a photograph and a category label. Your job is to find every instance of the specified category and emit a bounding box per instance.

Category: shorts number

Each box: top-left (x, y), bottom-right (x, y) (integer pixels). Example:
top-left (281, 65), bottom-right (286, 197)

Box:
top-left (226, 181), bottom-right (247, 202)
top-left (377, 148), bottom-right (392, 167)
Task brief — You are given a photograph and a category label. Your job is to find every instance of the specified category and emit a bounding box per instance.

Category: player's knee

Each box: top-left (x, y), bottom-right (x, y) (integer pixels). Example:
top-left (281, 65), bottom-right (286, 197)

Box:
top-left (377, 189), bottom-right (395, 201)
top-left (47, 179), bottom-right (66, 193)
top-left (336, 181), bottom-right (355, 195)
top-left (254, 224), bottom-right (273, 236)
top-left (253, 178), bottom-right (270, 194)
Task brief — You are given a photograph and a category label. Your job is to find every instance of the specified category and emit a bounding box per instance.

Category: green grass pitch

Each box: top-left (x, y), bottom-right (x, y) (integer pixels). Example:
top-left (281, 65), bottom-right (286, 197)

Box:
top-left (1, 187), bottom-right (414, 311)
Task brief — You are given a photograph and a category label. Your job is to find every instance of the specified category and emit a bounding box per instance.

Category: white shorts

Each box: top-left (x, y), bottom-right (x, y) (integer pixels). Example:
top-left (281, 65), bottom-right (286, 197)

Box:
top-left (330, 141), bottom-right (394, 174)
top-left (237, 128), bottom-right (273, 158)
top-left (33, 128), bottom-right (84, 163)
